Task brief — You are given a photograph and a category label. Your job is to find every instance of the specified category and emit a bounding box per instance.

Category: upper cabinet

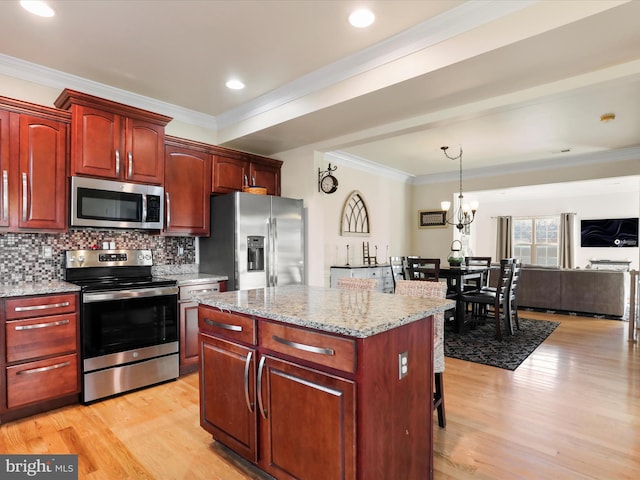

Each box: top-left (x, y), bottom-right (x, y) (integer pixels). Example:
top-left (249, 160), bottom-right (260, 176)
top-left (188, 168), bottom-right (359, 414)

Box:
top-left (55, 89), bottom-right (171, 185)
top-left (164, 136), bottom-right (212, 236)
top-left (0, 97), bottom-right (69, 232)
top-left (211, 146), bottom-right (282, 196)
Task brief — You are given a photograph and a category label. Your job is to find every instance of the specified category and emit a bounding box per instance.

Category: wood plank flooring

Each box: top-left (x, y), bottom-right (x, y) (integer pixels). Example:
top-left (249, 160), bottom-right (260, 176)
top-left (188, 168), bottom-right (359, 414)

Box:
top-left (1, 310), bottom-right (638, 479)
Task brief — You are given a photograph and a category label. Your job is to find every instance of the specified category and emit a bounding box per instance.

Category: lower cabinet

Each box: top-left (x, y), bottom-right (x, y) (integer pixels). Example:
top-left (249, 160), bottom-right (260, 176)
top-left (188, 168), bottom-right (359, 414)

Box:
top-left (199, 304), bottom-right (432, 480)
top-left (1, 293), bottom-right (80, 422)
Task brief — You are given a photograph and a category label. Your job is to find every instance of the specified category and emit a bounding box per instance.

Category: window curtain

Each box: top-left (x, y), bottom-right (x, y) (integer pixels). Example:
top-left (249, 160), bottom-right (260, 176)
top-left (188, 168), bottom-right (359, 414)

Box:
top-left (559, 212), bottom-right (576, 269)
top-left (496, 216), bottom-right (512, 260)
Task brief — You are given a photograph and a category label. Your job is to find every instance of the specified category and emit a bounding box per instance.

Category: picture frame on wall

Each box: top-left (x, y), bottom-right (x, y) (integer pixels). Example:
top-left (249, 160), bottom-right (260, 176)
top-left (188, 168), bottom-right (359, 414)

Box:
top-left (418, 210), bottom-right (447, 228)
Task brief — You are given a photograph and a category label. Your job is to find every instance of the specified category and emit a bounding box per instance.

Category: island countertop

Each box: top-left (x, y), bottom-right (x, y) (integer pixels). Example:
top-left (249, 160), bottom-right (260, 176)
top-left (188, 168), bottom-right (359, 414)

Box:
top-left (193, 284), bottom-right (454, 338)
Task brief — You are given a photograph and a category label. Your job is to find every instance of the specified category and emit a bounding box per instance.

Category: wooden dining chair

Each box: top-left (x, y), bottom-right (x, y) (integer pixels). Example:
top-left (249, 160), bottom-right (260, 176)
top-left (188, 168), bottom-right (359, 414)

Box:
top-left (460, 258), bottom-right (514, 341)
top-left (505, 258), bottom-right (523, 335)
top-left (336, 277), bottom-right (378, 291)
top-left (463, 256), bottom-right (492, 291)
top-left (407, 257), bottom-right (440, 281)
top-left (394, 279), bottom-right (448, 427)
top-left (389, 256), bottom-right (407, 292)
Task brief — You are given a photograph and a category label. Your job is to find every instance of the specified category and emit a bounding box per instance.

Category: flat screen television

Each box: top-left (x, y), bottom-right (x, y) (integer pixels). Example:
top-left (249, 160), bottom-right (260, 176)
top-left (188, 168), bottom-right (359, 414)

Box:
top-left (580, 217), bottom-right (639, 247)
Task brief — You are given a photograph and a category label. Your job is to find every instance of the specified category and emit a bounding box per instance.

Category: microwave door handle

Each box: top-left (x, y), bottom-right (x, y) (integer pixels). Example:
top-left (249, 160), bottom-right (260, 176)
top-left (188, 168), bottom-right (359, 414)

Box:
top-left (115, 150), bottom-right (120, 177)
top-left (22, 172), bottom-right (29, 222)
top-left (165, 192), bottom-right (170, 228)
top-left (128, 152), bottom-right (133, 179)
top-left (142, 194), bottom-right (147, 223)
top-left (2, 170), bottom-right (8, 222)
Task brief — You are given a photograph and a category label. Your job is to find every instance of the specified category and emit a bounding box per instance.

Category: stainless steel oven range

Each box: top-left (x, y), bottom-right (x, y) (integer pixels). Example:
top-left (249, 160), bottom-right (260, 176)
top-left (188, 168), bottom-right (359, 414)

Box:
top-left (64, 249), bottom-right (179, 403)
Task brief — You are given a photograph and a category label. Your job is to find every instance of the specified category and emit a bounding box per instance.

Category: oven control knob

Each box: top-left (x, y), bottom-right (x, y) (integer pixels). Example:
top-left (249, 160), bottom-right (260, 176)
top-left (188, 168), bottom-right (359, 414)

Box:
top-left (77, 255), bottom-right (85, 265)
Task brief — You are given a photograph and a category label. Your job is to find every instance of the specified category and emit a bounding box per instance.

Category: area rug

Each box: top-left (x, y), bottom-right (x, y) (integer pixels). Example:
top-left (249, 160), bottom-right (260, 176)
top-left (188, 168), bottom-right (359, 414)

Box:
top-left (444, 318), bottom-right (560, 370)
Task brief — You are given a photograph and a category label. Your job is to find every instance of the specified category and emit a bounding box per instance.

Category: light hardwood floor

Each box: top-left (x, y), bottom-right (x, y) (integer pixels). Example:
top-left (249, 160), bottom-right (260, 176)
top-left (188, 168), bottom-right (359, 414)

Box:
top-left (1, 311), bottom-right (638, 479)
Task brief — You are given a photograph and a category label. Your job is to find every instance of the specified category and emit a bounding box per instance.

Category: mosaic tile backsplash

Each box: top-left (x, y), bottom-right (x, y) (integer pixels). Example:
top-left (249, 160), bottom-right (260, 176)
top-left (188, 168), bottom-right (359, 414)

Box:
top-left (0, 229), bottom-right (196, 285)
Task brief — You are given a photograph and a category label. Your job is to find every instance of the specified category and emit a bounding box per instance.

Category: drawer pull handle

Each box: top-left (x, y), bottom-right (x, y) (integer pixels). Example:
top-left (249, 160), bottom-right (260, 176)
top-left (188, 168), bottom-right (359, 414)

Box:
top-left (272, 336), bottom-right (335, 356)
top-left (14, 319), bottom-right (70, 331)
top-left (16, 361), bottom-right (71, 376)
top-left (14, 301), bottom-right (70, 312)
top-left (191, 288), bottom-right (218, 294)
top-left (244, 351), bottom-right (254, 413)
top-left (204, 318), bottom-right (242, 332)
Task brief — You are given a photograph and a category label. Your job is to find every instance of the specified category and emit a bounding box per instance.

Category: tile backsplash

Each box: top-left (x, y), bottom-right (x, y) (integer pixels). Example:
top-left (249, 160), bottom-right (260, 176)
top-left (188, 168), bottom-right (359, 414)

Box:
top-left (0, 229), bottom-right (195, 285)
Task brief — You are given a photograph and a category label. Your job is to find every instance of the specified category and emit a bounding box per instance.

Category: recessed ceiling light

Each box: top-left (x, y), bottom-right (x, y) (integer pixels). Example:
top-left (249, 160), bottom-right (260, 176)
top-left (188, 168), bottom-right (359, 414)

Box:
top-left (20, 0), bottom-right (55, 18)
top-left (226, 79), bottom-right (245, 90)
top-left (349, 9), bottom-right (375, 28)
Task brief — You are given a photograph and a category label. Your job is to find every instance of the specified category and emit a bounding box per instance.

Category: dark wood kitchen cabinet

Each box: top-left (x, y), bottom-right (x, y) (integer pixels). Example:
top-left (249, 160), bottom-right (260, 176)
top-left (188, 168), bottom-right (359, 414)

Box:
top-left (211, 147), bottom-right (282, 196)
top-left (0, 97), bottom-right (69, 232)
top-left (1, 293), bottom-right (80, 423)
top-left (164, 136), bottom-right (212, 236)
top-left (55, 89), bottom-right (172, 185)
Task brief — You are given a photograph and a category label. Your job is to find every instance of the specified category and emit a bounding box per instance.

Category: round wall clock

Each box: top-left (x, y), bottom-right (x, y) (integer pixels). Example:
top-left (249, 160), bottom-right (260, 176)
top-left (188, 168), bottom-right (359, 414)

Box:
top-left (320, 173), bottom-right (339, 194)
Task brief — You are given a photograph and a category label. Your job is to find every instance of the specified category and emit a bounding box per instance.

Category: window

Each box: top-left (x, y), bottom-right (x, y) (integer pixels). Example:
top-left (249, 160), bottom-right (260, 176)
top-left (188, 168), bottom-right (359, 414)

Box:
top-left (513, 217), bottom-right (559, 266)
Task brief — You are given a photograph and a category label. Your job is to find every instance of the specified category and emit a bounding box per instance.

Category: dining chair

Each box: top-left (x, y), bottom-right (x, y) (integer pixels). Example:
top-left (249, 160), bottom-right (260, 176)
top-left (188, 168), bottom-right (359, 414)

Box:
top-left (394, 279), bottom-right (447, 428)
top-left (336, 277), bottom-right (378, 291)
top-left (460, 258), bottom-right (514, 341)
top-left (406, 257), bottom-right (440, 281)
top-left (505, 258), bottom-right (523, 335)
top-left (463, 256), bottom-right (493, 291)
top-left (389, 256), bottom-right (407, 292)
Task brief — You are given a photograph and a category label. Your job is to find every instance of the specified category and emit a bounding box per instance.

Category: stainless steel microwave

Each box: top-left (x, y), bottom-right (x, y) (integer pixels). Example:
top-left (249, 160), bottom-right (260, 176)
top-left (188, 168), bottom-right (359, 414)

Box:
top-left (70, 176), bottom-right (164, 230)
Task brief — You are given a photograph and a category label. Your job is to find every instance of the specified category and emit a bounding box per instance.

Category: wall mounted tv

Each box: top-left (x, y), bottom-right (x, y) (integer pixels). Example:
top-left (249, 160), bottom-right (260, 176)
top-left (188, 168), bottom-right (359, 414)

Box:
top-left (580, 217), bottom-right (639, 247)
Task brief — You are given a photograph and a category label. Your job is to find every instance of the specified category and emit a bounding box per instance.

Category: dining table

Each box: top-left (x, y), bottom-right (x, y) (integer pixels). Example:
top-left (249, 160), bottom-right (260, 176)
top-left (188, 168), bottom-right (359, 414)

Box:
top-left (439, 265), bottom-right (495, 333)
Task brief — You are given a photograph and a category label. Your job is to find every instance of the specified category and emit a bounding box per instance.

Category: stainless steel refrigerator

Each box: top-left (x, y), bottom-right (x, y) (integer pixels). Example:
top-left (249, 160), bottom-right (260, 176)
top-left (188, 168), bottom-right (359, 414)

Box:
top-left (199, 192), bottom-right (305, 291)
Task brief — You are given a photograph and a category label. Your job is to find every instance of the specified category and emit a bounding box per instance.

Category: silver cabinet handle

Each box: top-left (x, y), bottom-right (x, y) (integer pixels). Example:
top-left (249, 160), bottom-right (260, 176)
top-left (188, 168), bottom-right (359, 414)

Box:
top-left (128, 151), bottom-right (133, 178)
top-left (14, 301), bottom-right (70, 312)
top-left (203, 318), bottom-right (242, 332)
top-left (257, 356), bottom-right (267, 419)
top-left (115, 150), bottom-right (120, 176)
top-left (272, 335), bottom-right (335, 356)
top-left (243, 351), bottom-right (254, 412)
top-left (16, 361), bottom-right (71, 375)
top-left (165, 192), bottom-right (170, 228)
top-left (21, 172), bottom-right (28, 222)
top-left (2, 170), bottom-right (7, 221)
top-left (14, 319), bottom-right (70, 331)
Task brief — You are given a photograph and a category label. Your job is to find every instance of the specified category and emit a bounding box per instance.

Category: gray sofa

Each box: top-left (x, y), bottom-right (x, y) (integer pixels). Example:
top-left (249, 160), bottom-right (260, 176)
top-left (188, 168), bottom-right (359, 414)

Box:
top-left (515, 267), bottom-right (628, 317)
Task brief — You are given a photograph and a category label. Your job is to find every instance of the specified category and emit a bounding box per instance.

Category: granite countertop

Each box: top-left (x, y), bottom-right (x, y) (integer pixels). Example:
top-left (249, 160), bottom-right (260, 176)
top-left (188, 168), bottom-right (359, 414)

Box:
top-left (193, 284), bottom-right (454, 338)
top-left (0, 281), bottom-right (81, 298)
top-left (161, 272), bottom-right (228, 286)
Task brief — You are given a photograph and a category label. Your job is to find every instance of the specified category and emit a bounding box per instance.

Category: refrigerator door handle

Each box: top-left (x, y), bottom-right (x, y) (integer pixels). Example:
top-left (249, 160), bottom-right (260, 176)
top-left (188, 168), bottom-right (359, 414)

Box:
top-left (272, 217), bottom-right (278, 286)
top-left (266, 218), bottom-right (273, 287)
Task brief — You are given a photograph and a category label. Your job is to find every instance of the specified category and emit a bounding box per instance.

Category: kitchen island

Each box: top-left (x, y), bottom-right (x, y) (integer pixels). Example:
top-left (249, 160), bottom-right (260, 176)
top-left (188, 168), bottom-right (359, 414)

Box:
top-left (195, 285), bottom-right (453, 480)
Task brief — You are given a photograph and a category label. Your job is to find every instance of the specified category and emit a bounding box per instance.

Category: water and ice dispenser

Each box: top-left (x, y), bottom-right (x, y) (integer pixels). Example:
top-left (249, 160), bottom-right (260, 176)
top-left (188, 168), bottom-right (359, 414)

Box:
top-left (247, 236), bottom-right (265, 271)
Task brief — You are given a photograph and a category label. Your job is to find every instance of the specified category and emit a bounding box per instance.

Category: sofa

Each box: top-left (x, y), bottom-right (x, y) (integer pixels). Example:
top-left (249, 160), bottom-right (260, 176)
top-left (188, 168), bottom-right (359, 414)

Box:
top-left (515, 267), bottom-right (628, 317)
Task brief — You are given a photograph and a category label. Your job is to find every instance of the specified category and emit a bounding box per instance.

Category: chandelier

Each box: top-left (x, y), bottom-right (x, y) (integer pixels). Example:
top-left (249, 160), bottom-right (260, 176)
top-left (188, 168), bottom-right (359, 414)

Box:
top-left (440, 146), bottom-right (478, 231)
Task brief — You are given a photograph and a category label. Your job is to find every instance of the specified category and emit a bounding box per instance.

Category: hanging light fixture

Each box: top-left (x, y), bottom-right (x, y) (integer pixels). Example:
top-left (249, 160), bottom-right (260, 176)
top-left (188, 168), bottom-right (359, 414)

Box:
top-left (440, 146), bottom-right (478, 231)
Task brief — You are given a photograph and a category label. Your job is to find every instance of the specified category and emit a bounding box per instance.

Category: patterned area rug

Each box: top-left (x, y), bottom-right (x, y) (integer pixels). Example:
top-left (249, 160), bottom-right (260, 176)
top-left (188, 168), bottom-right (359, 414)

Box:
top-left (444, 317), bottom-right (560, 370)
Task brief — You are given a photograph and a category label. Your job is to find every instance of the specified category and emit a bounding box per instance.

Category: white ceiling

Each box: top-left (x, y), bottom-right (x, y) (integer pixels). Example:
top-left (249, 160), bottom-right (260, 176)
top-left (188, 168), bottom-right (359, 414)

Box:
top-left (1, 0), bottom-right (639, 189)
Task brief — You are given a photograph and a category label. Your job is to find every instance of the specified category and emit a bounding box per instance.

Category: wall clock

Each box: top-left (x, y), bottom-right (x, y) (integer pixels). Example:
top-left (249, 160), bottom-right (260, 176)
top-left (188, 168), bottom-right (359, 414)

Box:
top-left (318, 163), bottom-right (339, 194)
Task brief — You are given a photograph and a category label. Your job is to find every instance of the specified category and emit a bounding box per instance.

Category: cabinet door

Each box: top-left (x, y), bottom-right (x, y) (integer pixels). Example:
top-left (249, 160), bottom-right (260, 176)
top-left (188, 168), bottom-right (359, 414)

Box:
top-left (125, 117), bottom-right (164, 184)
top-left (164, 145), bottom-right (211, 235)
top-left (250, 161), bottom-right (280, 196)
top-left (260, 356), bottom-right (356, 480)
top-left (0, 109), bottom-right (9, 227)
top-left (200, 333), bottom-right (257, 462)
top-left (16, 114), bottom-right (67, 230)
top-left (71, 105), bottom-right (121, 179)
top-left (212, 154), bottom-right (248, 193)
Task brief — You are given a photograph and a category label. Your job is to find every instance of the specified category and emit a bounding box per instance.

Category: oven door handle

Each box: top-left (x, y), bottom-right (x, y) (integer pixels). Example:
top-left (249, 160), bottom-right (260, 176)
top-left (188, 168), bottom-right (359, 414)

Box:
top-left (82, 286), bottom-right (179, 303)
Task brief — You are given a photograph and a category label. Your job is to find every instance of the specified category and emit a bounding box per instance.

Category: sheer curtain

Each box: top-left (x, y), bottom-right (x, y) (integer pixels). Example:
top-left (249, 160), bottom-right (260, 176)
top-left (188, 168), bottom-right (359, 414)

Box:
top-left (496, 216), bottom-right (512, 260)
top-left (559, 212), bottom-right (576, 269)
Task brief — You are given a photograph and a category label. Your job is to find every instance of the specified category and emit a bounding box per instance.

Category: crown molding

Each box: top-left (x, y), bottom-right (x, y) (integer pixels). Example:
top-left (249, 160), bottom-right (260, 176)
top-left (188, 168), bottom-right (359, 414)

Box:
top-left (0, 53), bottom-right (217, 130)
top-left (216, 0), bottom-right (535, 129)
top-left (325, 151), bottom-right (415, 183)
top-left (412, 146), bottom-right (640, 185)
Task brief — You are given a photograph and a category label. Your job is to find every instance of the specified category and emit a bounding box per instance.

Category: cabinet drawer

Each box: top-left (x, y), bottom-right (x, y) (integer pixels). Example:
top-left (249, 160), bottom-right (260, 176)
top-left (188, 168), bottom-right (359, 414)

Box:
top-left (260, 322), bottom-right (356, 374)
top-left (199, 306), bottom-right (256, 345)
top-left (6, 313), bottom-right (77, 363)
top-left (5, 293), bottom-right (77, 320)
top-left (179, 282), bottom-right (220, 301)
top-left (6, 353), bottom-right (79, 409)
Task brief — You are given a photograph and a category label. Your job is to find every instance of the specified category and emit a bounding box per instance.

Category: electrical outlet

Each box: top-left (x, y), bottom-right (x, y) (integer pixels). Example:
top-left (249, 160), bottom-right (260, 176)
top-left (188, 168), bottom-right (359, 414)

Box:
top-left (42, 246), bottom-right (53, 259)
top-left (398, 351), bottom-right (408, 380)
